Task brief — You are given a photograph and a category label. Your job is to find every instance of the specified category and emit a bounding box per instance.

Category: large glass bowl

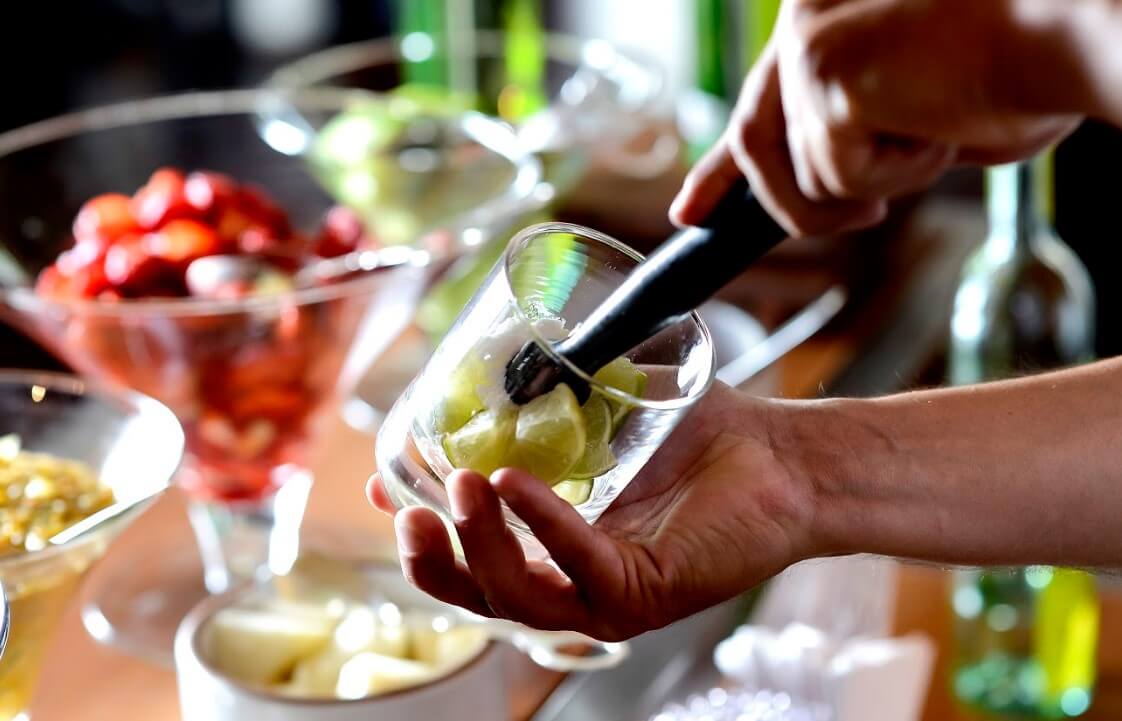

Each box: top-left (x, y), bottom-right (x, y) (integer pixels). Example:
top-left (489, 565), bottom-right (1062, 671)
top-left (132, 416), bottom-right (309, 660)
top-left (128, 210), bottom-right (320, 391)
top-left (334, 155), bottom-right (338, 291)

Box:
top-left (0, 88), bottom-right (541, 662)
top-left (0, 371), bottom-right (184, 721)
top-left (270, 31), bottom-right (675, 197)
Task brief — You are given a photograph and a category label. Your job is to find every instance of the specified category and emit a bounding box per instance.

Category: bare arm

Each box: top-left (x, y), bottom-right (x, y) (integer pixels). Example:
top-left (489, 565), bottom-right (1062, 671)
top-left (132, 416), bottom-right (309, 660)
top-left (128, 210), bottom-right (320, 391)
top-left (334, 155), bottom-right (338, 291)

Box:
top-left (781, 358), bottom-right (1122, 568)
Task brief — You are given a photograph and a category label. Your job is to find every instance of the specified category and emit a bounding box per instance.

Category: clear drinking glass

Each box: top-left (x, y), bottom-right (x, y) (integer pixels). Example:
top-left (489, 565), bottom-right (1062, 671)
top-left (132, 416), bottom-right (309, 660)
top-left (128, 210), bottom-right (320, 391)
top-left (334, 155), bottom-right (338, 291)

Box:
top-left (376, 222), bottom-right (715, 560)
top-left (0, 88), bottom-right (541, 662)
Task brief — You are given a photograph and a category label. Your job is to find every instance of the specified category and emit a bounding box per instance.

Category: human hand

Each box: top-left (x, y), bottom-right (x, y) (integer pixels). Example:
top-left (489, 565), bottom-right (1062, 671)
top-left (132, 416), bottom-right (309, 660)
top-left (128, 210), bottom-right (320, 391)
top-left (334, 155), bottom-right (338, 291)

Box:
top-left (672, 0), bottom-right (1086, 237)
top-left (367, 384), bottom-right (815, 642)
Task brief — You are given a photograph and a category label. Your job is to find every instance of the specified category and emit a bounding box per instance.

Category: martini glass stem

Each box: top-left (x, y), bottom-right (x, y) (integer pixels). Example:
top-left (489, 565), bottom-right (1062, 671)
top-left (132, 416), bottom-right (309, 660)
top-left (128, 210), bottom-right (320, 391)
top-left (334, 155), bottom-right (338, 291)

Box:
top-left (186, 468), bottom-right (311, 593)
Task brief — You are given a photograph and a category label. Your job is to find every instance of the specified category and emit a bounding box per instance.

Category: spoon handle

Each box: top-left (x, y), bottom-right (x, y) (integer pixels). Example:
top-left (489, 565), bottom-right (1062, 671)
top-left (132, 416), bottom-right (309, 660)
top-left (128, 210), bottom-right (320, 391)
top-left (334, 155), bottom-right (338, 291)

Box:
top-left (556, 178), bottom-right (788, 374)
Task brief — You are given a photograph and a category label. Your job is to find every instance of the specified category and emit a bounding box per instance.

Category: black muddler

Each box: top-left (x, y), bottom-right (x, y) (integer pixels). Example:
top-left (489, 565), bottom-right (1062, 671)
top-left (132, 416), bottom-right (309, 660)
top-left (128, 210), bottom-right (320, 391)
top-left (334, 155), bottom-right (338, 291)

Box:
top-left (504, 178), bottom-right (789, 405)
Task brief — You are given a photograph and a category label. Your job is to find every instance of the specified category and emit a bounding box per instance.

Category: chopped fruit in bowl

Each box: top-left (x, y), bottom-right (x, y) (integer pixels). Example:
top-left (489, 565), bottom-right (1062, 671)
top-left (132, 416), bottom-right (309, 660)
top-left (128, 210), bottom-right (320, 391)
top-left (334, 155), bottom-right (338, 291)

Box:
top-left (34, 168), bottom-right (382, 305)
top-left (198, 591), bottom-right (488, 700)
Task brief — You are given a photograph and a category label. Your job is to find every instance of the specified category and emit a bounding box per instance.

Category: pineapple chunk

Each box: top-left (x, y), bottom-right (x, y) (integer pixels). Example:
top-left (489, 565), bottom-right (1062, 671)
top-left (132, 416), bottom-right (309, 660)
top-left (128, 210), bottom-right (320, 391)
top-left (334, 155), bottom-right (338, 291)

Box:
top-left (336, 652), bottom-right (438, 699)
top-left (206, 605), bottom-right (336, 685)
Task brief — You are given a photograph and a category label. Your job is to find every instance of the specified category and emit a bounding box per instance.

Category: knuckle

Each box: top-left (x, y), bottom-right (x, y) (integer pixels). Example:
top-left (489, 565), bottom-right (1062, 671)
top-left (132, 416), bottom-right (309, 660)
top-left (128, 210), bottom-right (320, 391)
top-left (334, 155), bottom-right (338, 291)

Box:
top-left (822, 146), bottom-right (872, 198)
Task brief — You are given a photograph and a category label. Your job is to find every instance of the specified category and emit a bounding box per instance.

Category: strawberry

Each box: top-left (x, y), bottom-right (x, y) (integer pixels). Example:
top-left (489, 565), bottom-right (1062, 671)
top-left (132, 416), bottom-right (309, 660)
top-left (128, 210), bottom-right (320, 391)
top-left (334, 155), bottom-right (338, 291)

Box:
top-left (145, 219), bottom-right (223, 266)
top-left (72, 193), bottom-right (139, 246)
top-left (131, 168), bottom-right (194, 230)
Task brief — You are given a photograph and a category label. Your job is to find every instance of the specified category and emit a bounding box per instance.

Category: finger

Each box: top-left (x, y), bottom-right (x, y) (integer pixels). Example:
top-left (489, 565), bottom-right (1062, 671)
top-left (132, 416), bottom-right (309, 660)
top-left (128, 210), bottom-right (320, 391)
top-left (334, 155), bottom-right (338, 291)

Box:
top-left (366, 473), bottom-right (397, 516)
top-left (489, 469), bottom-right (622, 593)
top-left (728, 45), bottom-right (884, 237)
top-left (954, 117), bottom-right (1078, 165)
top-left (669, 139), bottom-right (744, 227)
top-left (806, 129), bottom-right (954, 200)
top-left (394, 505), bottom-right (494, 618)
top-left (448, 470), bottom-right (591, 630)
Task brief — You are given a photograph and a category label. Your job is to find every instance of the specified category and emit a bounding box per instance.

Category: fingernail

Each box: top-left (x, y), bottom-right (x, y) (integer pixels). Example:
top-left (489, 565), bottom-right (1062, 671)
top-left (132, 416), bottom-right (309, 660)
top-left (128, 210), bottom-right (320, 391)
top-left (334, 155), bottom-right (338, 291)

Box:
top-left (448, 473), bottom-right (476, 523)
top-left (395, 513), bottom-right (427, 556)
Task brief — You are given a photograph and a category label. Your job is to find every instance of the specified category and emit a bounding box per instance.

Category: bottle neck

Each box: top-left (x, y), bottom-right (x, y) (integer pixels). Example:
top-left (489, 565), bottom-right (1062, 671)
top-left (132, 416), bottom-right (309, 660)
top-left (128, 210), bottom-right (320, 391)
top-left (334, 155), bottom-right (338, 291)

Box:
top-left (985, 160), bottom-right (1046, 260)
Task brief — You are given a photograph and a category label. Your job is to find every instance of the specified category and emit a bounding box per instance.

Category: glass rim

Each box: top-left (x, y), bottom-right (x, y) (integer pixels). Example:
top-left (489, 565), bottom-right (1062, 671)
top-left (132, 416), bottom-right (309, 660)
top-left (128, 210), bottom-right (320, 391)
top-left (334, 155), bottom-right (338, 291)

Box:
top-left (0, 369), bottom-right (184, 570)
top-left (268, 30), bottom-right (668, 116)
top-left (502, 222), bottom-right (716, 412)
top-left (0, 87), bottom-right (543, 318)
top-left (0, 580), bottom-right (7, 659)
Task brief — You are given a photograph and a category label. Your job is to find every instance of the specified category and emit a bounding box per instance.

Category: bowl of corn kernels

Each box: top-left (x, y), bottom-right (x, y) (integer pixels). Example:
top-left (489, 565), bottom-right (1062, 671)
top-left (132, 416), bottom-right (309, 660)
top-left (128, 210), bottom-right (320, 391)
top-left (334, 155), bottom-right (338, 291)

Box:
top-left (0, 371), bottom-right (183, 720)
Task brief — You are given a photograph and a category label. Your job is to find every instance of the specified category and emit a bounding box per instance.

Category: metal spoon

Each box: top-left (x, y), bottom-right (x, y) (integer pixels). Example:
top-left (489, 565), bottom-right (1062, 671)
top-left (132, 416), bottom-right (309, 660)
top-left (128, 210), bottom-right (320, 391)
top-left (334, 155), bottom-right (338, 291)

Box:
top-left (48, 485), bottom-right (168, 547)
top-left (184, 245), bottom-right (424, 298)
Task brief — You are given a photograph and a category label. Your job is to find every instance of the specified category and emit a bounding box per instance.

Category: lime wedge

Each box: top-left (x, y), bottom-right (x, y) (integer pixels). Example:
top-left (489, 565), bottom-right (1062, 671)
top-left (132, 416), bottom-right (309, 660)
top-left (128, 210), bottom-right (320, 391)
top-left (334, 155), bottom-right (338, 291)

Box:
top-left (593, 357), bottom-right (648, 426)
top-left (553, 479), bottom-right (593, 506)
top-left (442, 408), bottom-right (516, 478)
top-left (594, 357), bottom-right (647, 397)
top-left (433, 354), bottom-right (488, 435)
top-left (511, 384), bottom-right (586, 485)
top-left (571, 396), bottom-right (617, 479)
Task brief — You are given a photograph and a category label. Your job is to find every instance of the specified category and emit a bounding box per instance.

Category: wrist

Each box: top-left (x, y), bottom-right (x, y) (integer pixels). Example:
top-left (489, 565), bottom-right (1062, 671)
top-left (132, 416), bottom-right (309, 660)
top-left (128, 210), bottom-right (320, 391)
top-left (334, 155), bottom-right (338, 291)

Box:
top-left (765, 397), bottom-right (891, 561)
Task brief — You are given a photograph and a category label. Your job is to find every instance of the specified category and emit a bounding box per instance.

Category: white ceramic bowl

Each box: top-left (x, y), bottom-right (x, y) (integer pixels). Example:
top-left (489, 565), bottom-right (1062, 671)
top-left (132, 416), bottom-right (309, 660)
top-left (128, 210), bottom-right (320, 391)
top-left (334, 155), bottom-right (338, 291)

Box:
top-left (174, 564), bottom-right (508, 721)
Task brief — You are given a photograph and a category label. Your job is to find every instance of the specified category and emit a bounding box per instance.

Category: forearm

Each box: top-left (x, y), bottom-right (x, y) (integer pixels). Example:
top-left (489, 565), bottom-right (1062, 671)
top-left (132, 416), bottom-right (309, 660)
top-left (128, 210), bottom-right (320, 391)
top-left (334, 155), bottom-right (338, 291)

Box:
top-left (776, 358), bottom-right (1122, 568)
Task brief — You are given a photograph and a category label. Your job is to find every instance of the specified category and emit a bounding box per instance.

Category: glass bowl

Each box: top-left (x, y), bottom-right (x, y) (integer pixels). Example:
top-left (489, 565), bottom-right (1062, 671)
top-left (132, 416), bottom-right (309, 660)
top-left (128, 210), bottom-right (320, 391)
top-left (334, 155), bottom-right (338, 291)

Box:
top-left (376, 223), bottom-right (715, 561)
top-left (0, 88), bottom-right (542, 662)
top-left (270, 30), bottom-right (676, 197)
top-left (0, 370), bottom-right (184, 721)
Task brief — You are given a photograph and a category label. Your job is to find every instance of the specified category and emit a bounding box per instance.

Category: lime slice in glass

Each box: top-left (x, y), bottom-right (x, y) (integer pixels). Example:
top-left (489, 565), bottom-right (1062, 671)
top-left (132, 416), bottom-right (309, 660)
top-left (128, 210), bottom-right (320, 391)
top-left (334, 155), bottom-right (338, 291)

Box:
top-left (433, 354), bottom-right (489, 435)
top-left (593, 357), bottom-right (648, 426)
top-left (571, 396), bottom-right (617, 479)
top-left (553, 479), bottom-right (593, 506)
top-left (511, 383), bottom-right (586, 485)
top-left (442, 408), bottom-right (516, 478)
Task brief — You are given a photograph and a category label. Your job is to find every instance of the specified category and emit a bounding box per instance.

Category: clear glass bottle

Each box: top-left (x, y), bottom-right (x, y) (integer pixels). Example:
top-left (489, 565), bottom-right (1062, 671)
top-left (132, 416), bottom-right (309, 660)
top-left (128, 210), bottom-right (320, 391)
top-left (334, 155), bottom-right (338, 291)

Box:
top-left (948, 157), bottom-right (1099, 718)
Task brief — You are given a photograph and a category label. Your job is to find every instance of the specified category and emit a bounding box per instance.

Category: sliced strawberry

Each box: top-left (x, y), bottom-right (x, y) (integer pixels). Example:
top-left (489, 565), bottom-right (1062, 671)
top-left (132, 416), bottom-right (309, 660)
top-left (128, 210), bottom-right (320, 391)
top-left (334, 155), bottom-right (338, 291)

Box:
top-left (184, 171), bottom-right (237, 219)
top-left (104, 234), bottom-right (177, 294)
top-left (35, 266), bottom-right (73, 299)
top-left (214, 205), bottom-right (255, 249)
top-left (144, 219), bottom-right (223, 266)
top-left (72, 193), bottom-right (140, 246)
top-left (235, 185), bottom-right (290, 237)
top-left (228, 388), bottom-right (309, 425)
top-left (131, 168), bottom-right (194, 230)
top-left (314, 206), bottom-right (367, 258)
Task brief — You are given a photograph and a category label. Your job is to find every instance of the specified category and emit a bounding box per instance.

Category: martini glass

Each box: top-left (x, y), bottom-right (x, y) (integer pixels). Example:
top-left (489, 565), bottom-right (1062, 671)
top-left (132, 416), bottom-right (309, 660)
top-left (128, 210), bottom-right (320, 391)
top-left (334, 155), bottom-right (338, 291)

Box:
top-left (376, 222), bottom-right (716, 561)
top-left (0, 89), bottom-right (541, 662)
top-left (0, 371), bottom-right (184, 721)
top-left (273, 31), bottom-right (676, 422)
top-left (271, 30), bottom-right (676, 197)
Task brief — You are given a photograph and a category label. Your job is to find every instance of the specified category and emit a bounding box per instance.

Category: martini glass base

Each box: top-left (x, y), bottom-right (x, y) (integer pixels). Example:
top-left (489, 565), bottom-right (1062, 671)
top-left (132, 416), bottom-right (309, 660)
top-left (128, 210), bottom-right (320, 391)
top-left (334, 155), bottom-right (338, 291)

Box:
top-left (80, 541), bottom-right (207, 667)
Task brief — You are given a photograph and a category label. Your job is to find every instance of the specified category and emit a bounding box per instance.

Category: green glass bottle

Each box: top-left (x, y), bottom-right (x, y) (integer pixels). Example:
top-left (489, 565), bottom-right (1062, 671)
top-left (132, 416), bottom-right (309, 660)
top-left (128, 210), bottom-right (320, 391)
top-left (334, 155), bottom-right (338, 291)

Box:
top-left (948, 157), bottom-right (1099, 718)
top-left (688, 0), bottom-right (780, 162)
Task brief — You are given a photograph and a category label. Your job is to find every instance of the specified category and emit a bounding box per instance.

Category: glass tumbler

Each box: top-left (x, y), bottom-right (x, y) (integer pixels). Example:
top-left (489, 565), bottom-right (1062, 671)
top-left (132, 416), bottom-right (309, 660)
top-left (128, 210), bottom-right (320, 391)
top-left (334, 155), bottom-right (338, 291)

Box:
top-left (376, 222), bottom-right (715, 560)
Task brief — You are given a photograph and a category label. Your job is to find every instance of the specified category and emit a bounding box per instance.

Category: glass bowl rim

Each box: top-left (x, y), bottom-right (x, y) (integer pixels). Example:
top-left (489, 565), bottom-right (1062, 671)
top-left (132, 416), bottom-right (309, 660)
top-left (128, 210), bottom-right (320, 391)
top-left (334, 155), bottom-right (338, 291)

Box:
top-left (0, 369), bottom-right (184, 570)
top-left (0, 580), bottom-right (7, 658)
top-left (268, 29), bottom-right (668, 116)
top-left (0, 87), bottom-right (543, 318)
top-left (502, 221), bottom-right (716, 412)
